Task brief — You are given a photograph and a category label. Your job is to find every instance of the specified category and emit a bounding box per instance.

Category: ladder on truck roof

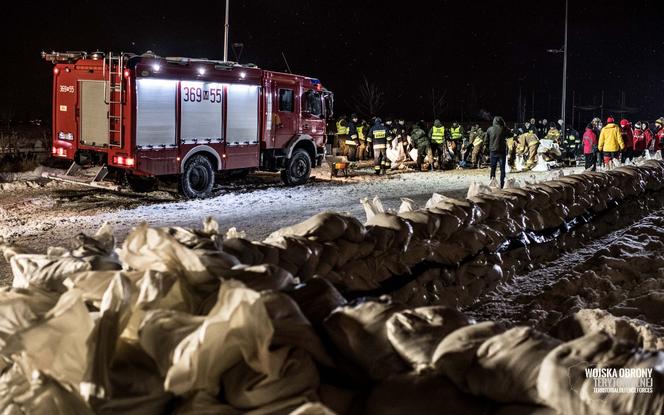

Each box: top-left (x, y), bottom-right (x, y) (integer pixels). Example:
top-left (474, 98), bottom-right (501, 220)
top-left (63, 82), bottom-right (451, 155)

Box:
top-left (103, 52), bottom-right (125, 148)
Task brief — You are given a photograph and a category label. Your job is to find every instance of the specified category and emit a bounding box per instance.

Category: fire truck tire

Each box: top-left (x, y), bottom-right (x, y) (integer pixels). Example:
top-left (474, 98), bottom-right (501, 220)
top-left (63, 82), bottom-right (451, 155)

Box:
top-left (281, 149), bottom-right (311, 186)
top-left (180, 155), bottom-right (215, 198)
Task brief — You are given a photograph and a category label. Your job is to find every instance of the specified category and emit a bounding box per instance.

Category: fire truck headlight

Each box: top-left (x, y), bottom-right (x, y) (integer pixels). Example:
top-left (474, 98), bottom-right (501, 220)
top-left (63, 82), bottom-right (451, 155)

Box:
top-left (58, 132), bottom-right (66, 140)
top-left (153, 64), bottom-right (161, 72)
top-left (239, 71), bottom-right (246, 79)
top-left (65, 132), bottom-right (74, 140)
top-left (58, 131), bottom-right (74, 141)
top-left (197, 67), bottom-right (206, 75)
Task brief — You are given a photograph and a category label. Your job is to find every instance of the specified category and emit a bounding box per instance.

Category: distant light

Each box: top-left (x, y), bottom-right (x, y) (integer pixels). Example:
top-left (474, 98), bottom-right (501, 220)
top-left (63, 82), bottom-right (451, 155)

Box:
top-left (197, 67), bottom-right (206, 75)
top-left (123, 69), bottom-right (130, 78)
top-left (53, 67), bottom-right (59, 75)
top-left (152, 63), bottom-right (161, 72)
top-left (239, 71), bottom-right (246, 79)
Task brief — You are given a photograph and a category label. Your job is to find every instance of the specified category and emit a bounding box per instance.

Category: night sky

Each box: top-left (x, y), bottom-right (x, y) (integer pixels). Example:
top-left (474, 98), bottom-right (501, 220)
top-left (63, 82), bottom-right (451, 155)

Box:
top-left (3, 0), bottom-right (664, 126)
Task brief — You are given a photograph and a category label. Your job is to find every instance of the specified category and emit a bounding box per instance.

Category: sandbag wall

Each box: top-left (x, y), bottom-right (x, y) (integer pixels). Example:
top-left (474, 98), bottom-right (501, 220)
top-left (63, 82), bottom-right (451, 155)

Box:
top-left (1, 161), bottom-right (664, 414)
top-left (224, 160), bottom-right (664, 308)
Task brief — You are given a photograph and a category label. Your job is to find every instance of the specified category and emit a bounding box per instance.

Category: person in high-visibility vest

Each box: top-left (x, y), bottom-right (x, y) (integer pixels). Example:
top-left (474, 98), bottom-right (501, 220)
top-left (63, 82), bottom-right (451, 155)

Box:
top-left (336, 116), bottom-right (349, 156)
top-left (368, 117), bottom-right (388, 175)
top-left (345, 114), bottom-right (360, 161)
top-left (357, 119), bottom-right (369, 160)
top-left (428, 119), bottom-right (446, 170)
top-left (449, 121), bottom-right (464, 162)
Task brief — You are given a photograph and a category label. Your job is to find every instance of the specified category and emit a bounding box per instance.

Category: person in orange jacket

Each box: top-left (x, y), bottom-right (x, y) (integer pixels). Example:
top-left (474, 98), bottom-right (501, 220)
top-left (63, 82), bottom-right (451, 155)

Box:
top-left (598, 117), bottom-right (625, 165)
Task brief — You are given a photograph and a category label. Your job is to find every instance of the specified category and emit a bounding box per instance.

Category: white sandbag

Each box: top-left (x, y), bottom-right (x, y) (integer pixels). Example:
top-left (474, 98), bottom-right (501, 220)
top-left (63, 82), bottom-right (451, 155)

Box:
top-left (265, 212), bottom-right (362, 243)
top-left (488, 178), bottom-right (499, 189)
top-left (120, 224), bottom-right (238, 286)
top-left (360, 197), bottom-right (386, 222)
top-left (397, 197), bottom-right (418, 213)
top-left (385, 306), bottom-right (472, 371)
top-left (1, 290), bottom-right (96, 391)
top-left (431, 322), bottom-right (506, 390)
top-left (531, 155), bottom-right (550, 172)
top-left (162, 281), bottom-right (275, 395)
top-left (537, 331), bottom-right (664, 415)
top-left (466, 326), bottom-right (561, 405)
top-left (323, 299), bottom-right (409, 380)
top-left (467, 181), bottom-right (492, 199)
top-left (409, 148), bottom-right (418, 163)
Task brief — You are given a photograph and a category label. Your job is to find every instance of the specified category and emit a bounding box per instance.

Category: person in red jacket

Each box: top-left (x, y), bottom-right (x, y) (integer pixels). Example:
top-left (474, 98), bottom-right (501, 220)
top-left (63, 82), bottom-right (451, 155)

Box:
top-left (619, 119), bottom-right (634, 162)
top-left (642, 121), bottom-right (654, 152)
top-left (582, 123), bottom-right (598, 171)
top-left (632, 121), bottom-right (647, 157)
top-left (655, 118), bottom-right (664, 157)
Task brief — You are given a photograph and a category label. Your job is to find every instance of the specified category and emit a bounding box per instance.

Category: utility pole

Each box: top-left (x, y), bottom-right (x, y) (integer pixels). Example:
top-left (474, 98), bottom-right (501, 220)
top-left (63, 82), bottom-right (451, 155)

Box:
top-left (223, 0), bottom-right (230, 61)
top-left (561, 0), bottom-right (569, 132)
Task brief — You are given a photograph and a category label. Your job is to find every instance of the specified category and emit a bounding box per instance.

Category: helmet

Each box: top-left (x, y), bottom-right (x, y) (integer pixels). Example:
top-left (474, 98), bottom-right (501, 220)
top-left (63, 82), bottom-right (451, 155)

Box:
top-left (620, 119), bottom-right (630, 127)
top-left (592, 117), bottom-right (601, 124)
top-left (634, 121), bottom-right (642, 129)
top-left (606, 117), bottom-right (615, 124)
top-left (657, 117), bottom-right (664, 126)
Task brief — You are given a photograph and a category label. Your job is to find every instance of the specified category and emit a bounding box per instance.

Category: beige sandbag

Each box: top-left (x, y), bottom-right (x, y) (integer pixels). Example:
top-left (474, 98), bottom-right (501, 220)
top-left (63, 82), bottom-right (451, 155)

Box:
top-left (221, 347), bottom-right (319, 410)
top-left (10, 254), bottom-right (93, 292)
top-left (162, 281), bottom-right (274, 395)
top-left (537, 331), bottom-right (664, 415)
top-left (397, 197), bottom-right (418, 214)
top-left (554, 308), bottom-right (664, 351)
top-left (323, 299), bottom-right (408, 380)
top-left (431, 322), bottom-right (506, 390)
top-left (385, 306), bottom-right (472, 371)
top-left (223, 264), bottom-right (297, 292)
top-left (222, 238), bottom-right (266, 266)
top-left (1, 290), bottom-right (96, 392)
top-left (466, 326), bottom-right (561, 405)
top-left (365, 213), bottom-right (413, 252)
top-left (266, 212), bottom-right (365, 243)
top-left (0, 289), bottom-right (59, 349)
top-left (365, 373), bottom-right (488, 415)
top-left (120, 224), bottom-right (238, 286)
top-left (397, 211), bottom-right (441, 239)
top-left (286, 278), bottom-right (346, 326)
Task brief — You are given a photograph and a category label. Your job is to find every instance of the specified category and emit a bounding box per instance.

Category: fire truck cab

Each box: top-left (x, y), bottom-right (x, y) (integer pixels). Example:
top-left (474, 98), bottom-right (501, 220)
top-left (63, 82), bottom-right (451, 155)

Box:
top-left (43, 51), bottom-right (334, 198)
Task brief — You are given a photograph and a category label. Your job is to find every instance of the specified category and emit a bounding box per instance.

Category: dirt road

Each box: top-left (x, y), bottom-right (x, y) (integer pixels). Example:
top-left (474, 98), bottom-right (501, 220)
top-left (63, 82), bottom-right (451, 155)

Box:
top-left (0, 165), bottom-right (582, 283)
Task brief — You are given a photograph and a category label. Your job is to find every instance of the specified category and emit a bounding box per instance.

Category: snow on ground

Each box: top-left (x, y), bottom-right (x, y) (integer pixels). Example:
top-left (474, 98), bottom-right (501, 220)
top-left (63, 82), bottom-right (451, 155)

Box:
top-left (0, 165), bottom-right (583, 284)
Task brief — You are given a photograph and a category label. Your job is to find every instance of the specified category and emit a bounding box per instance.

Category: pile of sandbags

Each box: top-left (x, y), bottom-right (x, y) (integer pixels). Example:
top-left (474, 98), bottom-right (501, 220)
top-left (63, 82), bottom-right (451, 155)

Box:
top-left (2, 208), bottom-right (664, 414)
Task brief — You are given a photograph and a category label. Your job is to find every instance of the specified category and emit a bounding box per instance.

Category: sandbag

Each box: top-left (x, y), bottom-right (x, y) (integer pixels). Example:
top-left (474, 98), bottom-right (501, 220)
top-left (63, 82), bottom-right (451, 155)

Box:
top-left (223, 264), bottom-right (297, 292)
top-left (365, 213), bottom-right (413, 252)
top-left (266, 212), bottom-right (350, 243)
top-left (385, 306), bottom-right (472, 371)
top-left (323, 299), bottom-right (408, 380)
top-left (466, 326), bottom-right (561, 405)
top-left (431, 322), bottom-right (506, 390)
top-left (538, 331), bottom-right (664, 415)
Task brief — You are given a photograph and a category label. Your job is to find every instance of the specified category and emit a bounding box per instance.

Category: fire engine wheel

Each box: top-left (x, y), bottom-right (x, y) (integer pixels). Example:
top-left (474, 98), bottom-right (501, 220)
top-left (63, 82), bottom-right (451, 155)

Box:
top-left (281, 149), bottom-right (311, 186)
top-left (180, 155), bottom-right (215, 198)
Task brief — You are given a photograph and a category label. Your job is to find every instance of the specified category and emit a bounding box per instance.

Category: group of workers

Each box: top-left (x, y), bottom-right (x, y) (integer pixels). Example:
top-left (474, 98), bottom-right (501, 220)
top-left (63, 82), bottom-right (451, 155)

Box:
top-left (334, 114), bottom-right (664, 178)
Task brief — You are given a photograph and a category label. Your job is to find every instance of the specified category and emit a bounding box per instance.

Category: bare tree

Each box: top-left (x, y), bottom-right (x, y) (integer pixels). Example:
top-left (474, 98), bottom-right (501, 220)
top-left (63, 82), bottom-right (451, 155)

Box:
top-left (348, 77), bottom-right (385, 118)
top-left (430, 87), bottom-right (448, 120)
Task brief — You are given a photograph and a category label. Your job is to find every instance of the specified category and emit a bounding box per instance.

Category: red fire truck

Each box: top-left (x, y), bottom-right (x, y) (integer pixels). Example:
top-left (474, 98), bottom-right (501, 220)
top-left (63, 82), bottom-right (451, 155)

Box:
top-left (42, 51), bottom-right (333, 198)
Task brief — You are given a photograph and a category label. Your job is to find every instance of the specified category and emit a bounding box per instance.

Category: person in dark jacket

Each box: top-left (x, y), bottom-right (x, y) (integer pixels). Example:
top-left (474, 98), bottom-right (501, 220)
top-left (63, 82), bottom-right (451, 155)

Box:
top-left (410, 123), bottom-right (430, 171)
top-left (368, 117), bottom-right (389, 175)
top-left (486, 116), bottom-right (510, 188)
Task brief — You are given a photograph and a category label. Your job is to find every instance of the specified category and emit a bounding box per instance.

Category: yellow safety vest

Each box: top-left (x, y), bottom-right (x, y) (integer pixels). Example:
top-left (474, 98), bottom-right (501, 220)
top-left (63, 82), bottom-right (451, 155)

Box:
top-left (432, 126), bottom-right (445, 144)
top-left (358, 125), bottom-right (366, 141)
top-left (336, 120), bottom-right (349, 135)
top-left (450, 126), bottom-right (463, 140)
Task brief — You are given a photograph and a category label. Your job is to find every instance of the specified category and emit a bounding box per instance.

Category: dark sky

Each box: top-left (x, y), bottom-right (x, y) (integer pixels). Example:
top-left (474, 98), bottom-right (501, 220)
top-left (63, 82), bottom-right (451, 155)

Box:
top-left (3, 0), bottom-right (664, 126)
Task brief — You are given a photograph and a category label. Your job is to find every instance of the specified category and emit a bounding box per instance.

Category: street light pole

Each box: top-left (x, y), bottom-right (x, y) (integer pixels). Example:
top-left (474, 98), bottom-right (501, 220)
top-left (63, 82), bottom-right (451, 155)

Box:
top-left (561, 0), bottom-right (568, 130)
top-left (223, 0), bottom-right (230, 61)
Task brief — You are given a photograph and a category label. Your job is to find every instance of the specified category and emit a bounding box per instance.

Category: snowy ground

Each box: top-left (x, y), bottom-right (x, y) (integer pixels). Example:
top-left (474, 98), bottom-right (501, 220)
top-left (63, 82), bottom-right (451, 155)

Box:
top-left (0, 164), bottom-right (583, 283)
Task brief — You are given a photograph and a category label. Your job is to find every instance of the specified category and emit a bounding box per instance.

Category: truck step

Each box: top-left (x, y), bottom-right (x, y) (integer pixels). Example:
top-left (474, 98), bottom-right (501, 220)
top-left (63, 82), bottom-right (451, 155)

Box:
top-left (42, 162), bottom-right (119, 191)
